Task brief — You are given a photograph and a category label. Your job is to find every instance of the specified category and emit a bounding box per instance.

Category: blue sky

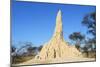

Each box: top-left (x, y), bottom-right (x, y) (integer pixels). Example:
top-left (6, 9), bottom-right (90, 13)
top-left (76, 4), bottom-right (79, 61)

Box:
top-left (12, 1), bottom-right (96, 48)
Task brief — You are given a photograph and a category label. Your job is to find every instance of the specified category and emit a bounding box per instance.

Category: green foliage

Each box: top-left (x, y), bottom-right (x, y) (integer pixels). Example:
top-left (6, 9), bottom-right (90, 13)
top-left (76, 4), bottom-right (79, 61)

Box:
top-left (11, 46), bottom-right (16, 53)
top-left (82, 12), bottom-right (96, 38)
top-left (81, 12), bottom-right (96, 58)
top-left (38, 45), bottom-right (43, 51)
top-left (11, 42), bottom-right (44, 64)
top-left (69, 32), bottom-right (85, 42)
top-left (69, 32), bottom-right (85, 50)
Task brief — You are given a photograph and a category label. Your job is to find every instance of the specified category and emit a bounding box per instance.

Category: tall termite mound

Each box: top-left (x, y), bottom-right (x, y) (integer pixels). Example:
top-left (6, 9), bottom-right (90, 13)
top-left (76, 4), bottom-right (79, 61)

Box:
top-left (35, 10), bottom-right (82, 60)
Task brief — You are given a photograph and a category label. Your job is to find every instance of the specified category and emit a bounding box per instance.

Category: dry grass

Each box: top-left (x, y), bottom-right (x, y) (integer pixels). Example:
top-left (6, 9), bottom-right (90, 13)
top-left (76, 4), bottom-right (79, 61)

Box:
top-left (12, 56), bottom-right (34, 64)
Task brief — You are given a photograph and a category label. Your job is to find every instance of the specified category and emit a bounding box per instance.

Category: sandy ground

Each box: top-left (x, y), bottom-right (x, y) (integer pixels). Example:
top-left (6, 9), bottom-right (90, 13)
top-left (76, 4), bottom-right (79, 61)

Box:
top-left (12, 58), bottom-right (95, 66)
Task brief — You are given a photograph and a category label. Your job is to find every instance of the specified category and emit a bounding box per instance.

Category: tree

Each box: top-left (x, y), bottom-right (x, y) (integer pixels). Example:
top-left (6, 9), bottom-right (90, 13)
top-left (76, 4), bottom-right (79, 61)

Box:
top-left (82, 12), bottom-right (96, 52)
top-left (16, 42), bottom-right (38, 56)
top-left (27, 46), bottom-right (37, 56)
top-left (85, 38), bottom-right (96, 52)
top-left (11, 42), bottom-right (38, 64)
top-left (11, 46), bottom-right (16, 53)
top-left (82, 46), bottom-right (89, 57)
top-left (16, 44), bottom-right (31, 55)
top-left (82, 12), bottom-right (96, 42)
top-left (69, 32), bottom-right (85, 50)
top-left (38, 45), bottom-right (43, 52)
top-left (11, 46), bottom-right (17, 64)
